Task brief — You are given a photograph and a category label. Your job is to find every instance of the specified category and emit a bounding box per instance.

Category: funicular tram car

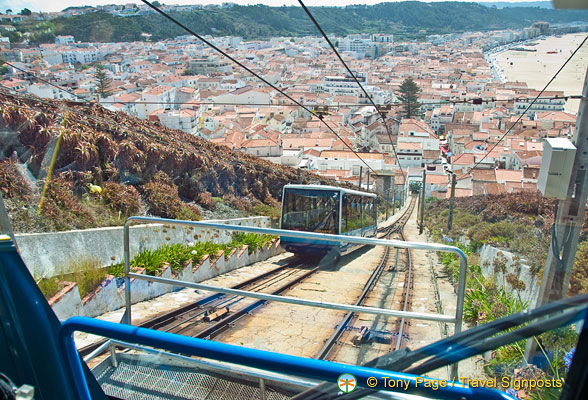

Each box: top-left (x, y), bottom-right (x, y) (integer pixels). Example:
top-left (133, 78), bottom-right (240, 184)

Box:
top-left (280, 184), bottom-right (377, 257)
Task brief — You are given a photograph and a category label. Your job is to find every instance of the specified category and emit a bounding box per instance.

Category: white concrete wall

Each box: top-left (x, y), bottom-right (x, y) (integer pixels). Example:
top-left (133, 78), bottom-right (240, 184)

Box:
top-left (16, 216), bottom-right (272, 279)
top-left (49, 239), bottom-right (283, 319)
top-left (478, 244), bottom-right (540, 305)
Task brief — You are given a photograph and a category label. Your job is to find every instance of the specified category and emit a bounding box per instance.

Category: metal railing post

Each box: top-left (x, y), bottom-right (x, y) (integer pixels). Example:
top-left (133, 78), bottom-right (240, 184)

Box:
top-left (259, 378), bottom-right (266, 400)
top-left (121, 216), bottom-right (468, 377)
top-left (124, 222), bottom-right (132, 325)
top-left (451, 251), bottom-right (468, 379)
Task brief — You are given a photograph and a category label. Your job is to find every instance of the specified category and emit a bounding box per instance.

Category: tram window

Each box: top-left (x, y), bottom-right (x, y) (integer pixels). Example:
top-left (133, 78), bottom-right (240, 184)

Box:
top-left (282, 189), bottom-right (339, 234)
top-left (341, 195), bottom-right (349, 233)
top-left (364, 198), bottom-right (375, 228)
top-left (344, 194), bottom-right (362, 232)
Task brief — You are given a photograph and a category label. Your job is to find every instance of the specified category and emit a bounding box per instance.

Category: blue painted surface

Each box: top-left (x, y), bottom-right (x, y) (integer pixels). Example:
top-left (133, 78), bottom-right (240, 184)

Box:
top-left (281, 224), bottom-right (378, 255)
top-left (60, 316), bottom-right (515, 400)
top-left (0, 238), bottom-right (106, 400)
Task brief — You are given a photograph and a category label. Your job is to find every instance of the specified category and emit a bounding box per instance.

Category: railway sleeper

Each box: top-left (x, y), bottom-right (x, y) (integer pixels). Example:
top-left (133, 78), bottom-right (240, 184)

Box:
top-left (203, 307), bottom-right (230, 322)
top-left (352, 326), bottom-right (370, 346)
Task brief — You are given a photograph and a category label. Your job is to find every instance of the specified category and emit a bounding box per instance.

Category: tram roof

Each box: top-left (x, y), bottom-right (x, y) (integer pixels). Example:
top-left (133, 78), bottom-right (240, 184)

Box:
top-left (283, 184), bottom-right (377, 198)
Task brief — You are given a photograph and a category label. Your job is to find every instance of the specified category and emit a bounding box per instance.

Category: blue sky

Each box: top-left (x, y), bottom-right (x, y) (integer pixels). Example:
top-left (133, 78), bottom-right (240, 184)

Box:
top-left (0, 0), bottom-right (549, 14)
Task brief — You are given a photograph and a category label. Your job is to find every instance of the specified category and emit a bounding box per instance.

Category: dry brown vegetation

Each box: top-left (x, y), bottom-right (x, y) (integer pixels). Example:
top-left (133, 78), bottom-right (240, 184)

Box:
top-left (0, 92), bottom-right (337, 232)
top-left (426, 192), bottom-right (588, 295)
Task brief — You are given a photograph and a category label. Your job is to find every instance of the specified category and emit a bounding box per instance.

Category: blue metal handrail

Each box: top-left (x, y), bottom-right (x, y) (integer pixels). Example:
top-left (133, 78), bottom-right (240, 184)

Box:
top-left (60, 317), bottom-right (514, 400)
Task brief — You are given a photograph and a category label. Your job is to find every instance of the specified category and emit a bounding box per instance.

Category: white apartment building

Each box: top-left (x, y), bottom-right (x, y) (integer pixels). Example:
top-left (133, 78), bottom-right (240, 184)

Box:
top-left (55, 35), bottom-right (75, 45)
top-left (212, 86), bottom-right (270, 105)
top-left (514, 91), bottom-right (565, 114)
top-left (320, 74), bottom-right (368, 96)
top-left (338, 35), bottom-right (380, 58)
top-left (157, 109), bottom-right (198, 134)
top-left (61, 48), bottom-right (101, 64)
top-left (309, 150), bottom-right (391, 174)
top-left (27, 83), bottom-right (74, 100)
top-left (136, 85), bottom-right (176, 119)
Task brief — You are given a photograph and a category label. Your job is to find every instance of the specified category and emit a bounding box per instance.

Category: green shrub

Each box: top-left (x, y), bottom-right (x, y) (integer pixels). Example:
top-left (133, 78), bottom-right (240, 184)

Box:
top-left (570, 240), bottom-right (588, 296)
top-left (37, 276), bottom-right (63, 299)
top-left (131, 249), bottom-right (165, 276)
top-left (61, 257), bottom-right (108, 298)
top-left (468, 220), bottom-right (531, 248)
top-left (463, 282), bottom-right (528, 326)
top-left (176, 204), bottom-right (201, 221)
top-left (251, 202), bottom-right (281, 219)
top-left (160, 244), bottom-right (192, 272)
top-left (108, 262), bottom-right (125, 278)
top-left (232, 232), bottom-right (275, 254)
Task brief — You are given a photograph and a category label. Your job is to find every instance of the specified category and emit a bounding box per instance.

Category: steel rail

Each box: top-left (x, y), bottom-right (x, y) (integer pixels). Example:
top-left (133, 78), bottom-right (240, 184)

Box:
top-left (394, 230), bottom-right (412, 351)
top-left (195, 267), bottom-right (320, 339)
top-left (123, 215), bottom-right (468, 375)
top-left (156, 266), bottom-right (306, 334)
top-left (80, 261), bottom-right (302, 357)
top-left (315, 245), bottom-right (390, 360)
top-left (316, 196), bottom-right (416, 360)
top-left (126, 271), bottom-right (455, 323)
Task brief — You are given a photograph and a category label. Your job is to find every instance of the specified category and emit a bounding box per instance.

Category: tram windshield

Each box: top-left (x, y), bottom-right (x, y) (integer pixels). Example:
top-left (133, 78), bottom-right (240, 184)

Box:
top-left (281, 188), bottom-right (339, 234)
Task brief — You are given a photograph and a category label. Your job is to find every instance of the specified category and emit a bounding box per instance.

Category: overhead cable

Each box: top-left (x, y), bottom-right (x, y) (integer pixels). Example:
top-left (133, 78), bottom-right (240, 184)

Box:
top-left (297, 0), bottom-right (404, 182)
top-left (140, 0), bottom-right (376, 174)
top-left (459, 34), bottom-right (588, 179)
top-left (0, 59), bottom-right (91, 104)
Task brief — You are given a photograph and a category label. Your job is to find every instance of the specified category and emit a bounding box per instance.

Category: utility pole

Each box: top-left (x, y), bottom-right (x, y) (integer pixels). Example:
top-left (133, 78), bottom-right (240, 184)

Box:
top-left (447, 173), bottom-right (457, 231)
top-left (392, 181), bottom-right (396, 215)
top-left (525, 67), bottom-right (588, 356)
top-left (366, 171), bottom-right (370, 192)
top-left (358, 166), bottom-right (363, 189)
top-left (297, 168), bottom-right (301, 184)
top-left (385, 190), bottom-right (389, 220)
top-left (419, 169), bottom-right (426, 234)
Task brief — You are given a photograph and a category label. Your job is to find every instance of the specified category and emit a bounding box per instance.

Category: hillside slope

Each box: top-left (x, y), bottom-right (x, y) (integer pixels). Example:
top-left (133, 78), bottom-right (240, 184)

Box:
top-left (16, 2), bottom-right (588, 44)
top-left (0, 92), bottom-right (334, 233)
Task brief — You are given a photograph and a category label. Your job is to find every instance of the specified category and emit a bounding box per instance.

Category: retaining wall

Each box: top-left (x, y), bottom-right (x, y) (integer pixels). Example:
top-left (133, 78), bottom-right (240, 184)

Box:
top-left (49, 239), bottom-right (283, 320)
top-left (16, 216), bottom-right (271, 279)
top-left (478, 244), bottom-right (540, 305)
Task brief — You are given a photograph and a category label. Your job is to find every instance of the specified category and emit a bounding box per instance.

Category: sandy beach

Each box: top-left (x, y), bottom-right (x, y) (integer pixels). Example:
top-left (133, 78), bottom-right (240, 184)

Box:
top-left (494, 33), bottom-right (588, 114)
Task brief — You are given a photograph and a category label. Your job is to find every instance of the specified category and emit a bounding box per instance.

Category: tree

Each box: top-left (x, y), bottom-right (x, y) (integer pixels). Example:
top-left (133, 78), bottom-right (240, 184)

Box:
top-left (93, 64), bottom-right (113, 99)
top-left (397, 77), bottom-right (421, 119)
top-left (0, 65), bottom-right (8, 77)
top-left (20, 8), bottom-right (31, 16)
top-left (151, 1), bottom-right (162, 7)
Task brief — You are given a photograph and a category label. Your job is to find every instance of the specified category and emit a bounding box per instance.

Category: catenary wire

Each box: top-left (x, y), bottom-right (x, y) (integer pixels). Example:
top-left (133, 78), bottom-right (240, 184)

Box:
top-left (458, 34), bottom-right (588, 179)
top-left (0, 88), bottom-right (360, 188)
top-left (0, 59), bottom-right (91, 104)
top-left (78, 95), bottom-right (585, 108)
top-left (297, 0), bottom-right (404, 183)
top-left (140, 0), bottom-right (376, 174)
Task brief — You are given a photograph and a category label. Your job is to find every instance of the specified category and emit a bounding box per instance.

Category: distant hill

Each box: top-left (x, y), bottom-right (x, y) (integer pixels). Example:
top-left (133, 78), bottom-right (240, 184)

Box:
top-left (19, 2), bottom-right (588, 43)
top-left (478, 1), bottom-right (553, 9)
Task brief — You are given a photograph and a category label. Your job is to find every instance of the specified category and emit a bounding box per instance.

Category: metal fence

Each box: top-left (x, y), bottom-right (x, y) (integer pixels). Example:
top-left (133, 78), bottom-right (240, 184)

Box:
top-left (122, 216), bottom-right (468, 378)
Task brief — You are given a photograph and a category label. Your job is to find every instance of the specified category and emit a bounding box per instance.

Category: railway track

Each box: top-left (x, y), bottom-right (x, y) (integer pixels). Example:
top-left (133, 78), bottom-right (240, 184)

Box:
top-left (320, 195), bottom-right (417, 362)
top-left (79, 259), bottom-right (316, 358)
top-left (83, 196), bottom-right (417, 367)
